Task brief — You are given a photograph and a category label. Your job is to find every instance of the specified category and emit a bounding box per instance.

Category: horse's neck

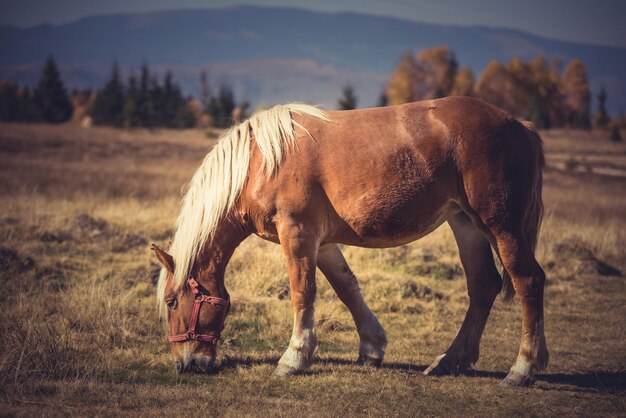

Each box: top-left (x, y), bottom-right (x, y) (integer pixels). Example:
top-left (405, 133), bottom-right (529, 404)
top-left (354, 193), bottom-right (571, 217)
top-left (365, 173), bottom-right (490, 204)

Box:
top-left (194, 213), bottom-right (250, 291)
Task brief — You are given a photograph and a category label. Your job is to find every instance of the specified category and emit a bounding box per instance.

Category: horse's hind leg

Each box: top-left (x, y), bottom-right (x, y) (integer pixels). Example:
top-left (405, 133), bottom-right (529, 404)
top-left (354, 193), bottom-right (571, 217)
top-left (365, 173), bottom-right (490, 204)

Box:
top-left (424, 212), bottom-right (502, 376)
top-left (494, 229), bottom-right (548, 387)
top-left (318, 244), bottom-right (387, 366)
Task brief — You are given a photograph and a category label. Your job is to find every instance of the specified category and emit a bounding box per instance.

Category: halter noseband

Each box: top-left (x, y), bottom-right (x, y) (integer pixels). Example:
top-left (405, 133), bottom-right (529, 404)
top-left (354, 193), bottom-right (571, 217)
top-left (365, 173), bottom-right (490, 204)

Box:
top-left (168, 277), bottom-right (230, 345)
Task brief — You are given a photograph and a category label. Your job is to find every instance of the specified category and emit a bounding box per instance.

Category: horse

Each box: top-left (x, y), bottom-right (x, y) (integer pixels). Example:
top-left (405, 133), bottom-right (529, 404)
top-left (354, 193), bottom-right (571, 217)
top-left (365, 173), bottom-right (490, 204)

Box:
top-left (152, 96), bottom-right (547, 387)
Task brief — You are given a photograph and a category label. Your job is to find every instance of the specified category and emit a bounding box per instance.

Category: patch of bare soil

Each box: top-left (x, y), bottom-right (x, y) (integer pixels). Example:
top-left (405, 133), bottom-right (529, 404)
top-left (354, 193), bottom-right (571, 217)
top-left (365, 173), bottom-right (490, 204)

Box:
top-left (0, 247), bottom-right (66, 293)
top-left (0, 247), bottom-right (35, 277)
top-left (553, 239), bottom-right (622, 277)
top-left (38, 214), bottom-right (148, 253)
top-left (401, 281), bottom-right (446, 301)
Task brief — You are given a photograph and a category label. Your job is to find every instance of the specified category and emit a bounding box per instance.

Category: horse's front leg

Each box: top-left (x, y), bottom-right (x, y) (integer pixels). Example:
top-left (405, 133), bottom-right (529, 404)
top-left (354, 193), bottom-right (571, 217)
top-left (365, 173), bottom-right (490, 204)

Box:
top-left (274, 221), bottom-right (319, 376)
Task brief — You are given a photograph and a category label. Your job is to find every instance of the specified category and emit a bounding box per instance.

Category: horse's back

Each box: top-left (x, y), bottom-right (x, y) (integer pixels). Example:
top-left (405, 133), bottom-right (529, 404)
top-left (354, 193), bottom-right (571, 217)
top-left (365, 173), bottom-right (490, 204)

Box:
top-left (298, 101), bottom-right (454, 244)
top-left (244, 97), bottom-right (541, 247)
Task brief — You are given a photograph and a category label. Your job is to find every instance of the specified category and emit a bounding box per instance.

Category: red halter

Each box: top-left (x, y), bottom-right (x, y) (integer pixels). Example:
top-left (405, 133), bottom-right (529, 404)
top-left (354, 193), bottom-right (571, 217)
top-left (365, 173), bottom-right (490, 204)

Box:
top-left (168, 277), bottom-right (230, 345)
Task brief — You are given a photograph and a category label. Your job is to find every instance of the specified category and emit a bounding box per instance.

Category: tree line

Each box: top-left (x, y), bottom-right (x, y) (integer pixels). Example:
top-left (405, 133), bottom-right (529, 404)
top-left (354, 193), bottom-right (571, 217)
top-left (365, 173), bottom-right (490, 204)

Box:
top-left (382, 45), bottom-right (622, 132)
top-left (0, 56), bottom-right (73, 124)
top-left (0, 55), bottom-right (249, 129)
top-left (2, 52), bottom-right (624, 136)
top-left (89, 62), bottom-right (196, 128)
top-left (199, 70), bottom-right (250, 129)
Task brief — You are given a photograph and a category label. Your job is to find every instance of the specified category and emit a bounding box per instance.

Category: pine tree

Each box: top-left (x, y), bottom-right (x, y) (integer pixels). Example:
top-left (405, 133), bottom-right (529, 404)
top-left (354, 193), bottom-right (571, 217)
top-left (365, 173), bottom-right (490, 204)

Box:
top-left (208, 84), bottom-right (236, 128)
top-left (32, 55), bottom-right (72, 123)
top-left (0, 82), bottom-right (38, 122)
top-left (218, 85), bottom-right (236, 126)
top-left (174, 96), bottom-right (196, 129)
top-left (0, 81), bottom-right (19, 121)
top-left (137, 63), bottom-right (154, 127)
top-left (148, 74), bottom-right (163, 127)
top-left (160, 71), bottom-right (177, 127)
top-left (90, 62), bottom-right (125, 126)
top-left (161, 71), bottom-right (195, 128)
top-left (199, 70), bottom-right (212, 114)
top-left (594, 87), bottom-right (610, 128)
top-left (17, 86), bottom-right (38, 121)
top-left (338, 85), bottom-right (358, 110)
top-left (123, 73), bottom-right (141, 127)
top-left (377, 91), bottom-right (388, 107)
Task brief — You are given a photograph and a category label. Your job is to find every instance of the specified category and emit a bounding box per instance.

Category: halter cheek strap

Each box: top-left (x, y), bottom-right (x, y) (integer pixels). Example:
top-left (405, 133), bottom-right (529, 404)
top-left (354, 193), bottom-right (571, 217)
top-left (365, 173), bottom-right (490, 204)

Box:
top-left (168, 278), bottom-right (230, 345)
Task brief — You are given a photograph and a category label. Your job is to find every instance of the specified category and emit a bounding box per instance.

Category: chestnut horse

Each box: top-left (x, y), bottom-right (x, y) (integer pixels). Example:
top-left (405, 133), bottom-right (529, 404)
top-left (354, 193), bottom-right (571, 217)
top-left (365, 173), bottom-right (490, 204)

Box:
top-left (152, 97), bottom-right (547, 387)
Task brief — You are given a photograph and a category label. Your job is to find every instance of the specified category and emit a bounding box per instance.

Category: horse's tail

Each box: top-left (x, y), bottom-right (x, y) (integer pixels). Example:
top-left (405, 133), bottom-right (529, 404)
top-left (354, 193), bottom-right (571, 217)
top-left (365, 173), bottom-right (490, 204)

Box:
top-left (501, 121), bottom-right (545, 302)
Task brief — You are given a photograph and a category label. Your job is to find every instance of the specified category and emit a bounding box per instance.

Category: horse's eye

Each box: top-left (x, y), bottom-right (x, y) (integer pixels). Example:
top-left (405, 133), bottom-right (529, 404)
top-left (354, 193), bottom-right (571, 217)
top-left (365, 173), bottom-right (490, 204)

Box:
top-left (166, 299), bottom-right (178, 310)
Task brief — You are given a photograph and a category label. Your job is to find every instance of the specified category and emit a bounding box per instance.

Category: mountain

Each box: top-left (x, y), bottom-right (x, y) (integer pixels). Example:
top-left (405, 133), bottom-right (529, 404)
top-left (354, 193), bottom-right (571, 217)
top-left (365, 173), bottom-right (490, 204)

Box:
top-left (1, 5), bottom-right (624, 113)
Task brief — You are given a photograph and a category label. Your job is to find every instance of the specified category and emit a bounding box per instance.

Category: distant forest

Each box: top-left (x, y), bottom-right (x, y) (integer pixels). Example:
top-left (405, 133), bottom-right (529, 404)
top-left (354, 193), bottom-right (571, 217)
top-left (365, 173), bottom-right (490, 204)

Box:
top-left (0, 56), bottom-right (249, 129)
top-left (382, 46), bottom-right (621, 131)
top-left (0, 49), bottom-right (624, 136)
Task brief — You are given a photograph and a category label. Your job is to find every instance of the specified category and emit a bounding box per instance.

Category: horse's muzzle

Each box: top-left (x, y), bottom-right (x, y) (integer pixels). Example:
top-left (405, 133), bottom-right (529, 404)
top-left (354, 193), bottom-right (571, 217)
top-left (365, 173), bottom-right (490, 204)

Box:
top-left (175, 354), bottom-right (216, 374)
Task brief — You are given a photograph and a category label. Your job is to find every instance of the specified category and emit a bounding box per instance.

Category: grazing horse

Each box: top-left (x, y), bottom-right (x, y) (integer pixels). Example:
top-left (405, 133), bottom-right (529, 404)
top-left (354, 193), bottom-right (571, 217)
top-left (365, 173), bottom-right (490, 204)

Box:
top-left (152, 97), bottom-right (547, 387)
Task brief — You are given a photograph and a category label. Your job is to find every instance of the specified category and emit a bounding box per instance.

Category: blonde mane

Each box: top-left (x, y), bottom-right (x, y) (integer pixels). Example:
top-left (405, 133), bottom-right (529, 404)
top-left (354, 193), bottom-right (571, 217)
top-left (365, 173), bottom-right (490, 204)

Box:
top-left (157, 103), bottom-right (331, 311)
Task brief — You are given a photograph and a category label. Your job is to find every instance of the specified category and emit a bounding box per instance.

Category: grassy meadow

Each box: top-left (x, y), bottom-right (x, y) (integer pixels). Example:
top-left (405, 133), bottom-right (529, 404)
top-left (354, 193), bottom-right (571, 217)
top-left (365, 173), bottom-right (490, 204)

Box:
top-left (0, 122), bottom-right (625, 416)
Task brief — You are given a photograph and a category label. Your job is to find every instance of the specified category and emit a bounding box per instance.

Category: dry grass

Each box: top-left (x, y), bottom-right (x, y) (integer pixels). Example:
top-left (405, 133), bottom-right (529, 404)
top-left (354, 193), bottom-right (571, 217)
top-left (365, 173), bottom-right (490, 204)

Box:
top-left (0, 122), bottom-right (624, 417)
top-left (542, 129), bottom-right (626, 177)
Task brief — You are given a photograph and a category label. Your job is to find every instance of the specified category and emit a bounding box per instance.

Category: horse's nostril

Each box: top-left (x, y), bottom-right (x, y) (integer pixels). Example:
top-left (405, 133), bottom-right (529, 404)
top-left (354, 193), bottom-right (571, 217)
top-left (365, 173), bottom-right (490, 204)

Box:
top-left (175, 359), bottom-right (184, 374)
top-left (175, 356), bottom-right (214, 374)
top-left (194, 356), bottom-right (215, 373)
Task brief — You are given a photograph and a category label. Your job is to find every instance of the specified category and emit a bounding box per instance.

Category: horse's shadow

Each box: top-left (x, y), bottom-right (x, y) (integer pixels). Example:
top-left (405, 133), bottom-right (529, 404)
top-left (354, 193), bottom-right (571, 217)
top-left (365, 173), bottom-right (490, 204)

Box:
top-left (456, 368), bottom-right (626, 391)
top-left (216, 356), bottom-right (626, 391)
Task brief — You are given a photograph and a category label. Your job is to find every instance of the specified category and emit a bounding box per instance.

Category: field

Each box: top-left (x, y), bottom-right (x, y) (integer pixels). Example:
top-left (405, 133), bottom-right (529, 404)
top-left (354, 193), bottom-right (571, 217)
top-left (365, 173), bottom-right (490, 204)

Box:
top-left (0, 121), bottom-right (625, 416)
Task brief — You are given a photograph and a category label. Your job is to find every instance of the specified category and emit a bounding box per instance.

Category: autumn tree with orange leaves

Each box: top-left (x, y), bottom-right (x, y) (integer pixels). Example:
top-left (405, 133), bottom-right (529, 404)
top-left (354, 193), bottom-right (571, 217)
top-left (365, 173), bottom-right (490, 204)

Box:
top-left (561, 59), bottom-right (591, 129)
top-left (386, 47), bottom-right (594, 130)
top-left (386, 46), bottom-right (467, 105)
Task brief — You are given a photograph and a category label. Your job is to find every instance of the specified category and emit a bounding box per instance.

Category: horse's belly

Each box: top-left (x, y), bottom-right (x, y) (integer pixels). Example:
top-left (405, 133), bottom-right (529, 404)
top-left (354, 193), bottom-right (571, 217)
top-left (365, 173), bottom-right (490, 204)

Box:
top-left (324, 179), bottom-right (457, 248)
top-left (327, 210), bottom-right (450, 248)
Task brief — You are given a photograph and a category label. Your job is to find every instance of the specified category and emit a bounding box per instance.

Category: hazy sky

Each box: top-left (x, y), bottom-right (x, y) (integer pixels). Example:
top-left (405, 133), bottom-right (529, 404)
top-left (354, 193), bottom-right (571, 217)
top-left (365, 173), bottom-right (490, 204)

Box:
top-left (2, 0), bottom-right (625, 49)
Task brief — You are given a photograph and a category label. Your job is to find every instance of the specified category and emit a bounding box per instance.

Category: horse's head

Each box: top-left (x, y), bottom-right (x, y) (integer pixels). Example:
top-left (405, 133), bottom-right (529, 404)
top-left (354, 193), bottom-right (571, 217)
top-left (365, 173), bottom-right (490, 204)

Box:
top-left (152, 244), bottom-right (230, 374)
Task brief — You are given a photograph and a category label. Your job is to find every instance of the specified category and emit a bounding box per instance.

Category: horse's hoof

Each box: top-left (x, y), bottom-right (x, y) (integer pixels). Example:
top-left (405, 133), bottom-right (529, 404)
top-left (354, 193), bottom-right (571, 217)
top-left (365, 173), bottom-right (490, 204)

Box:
top-left (499, 371), bottom-right (535, 388)
top-left (357, 354), bottom-right (382, 367)
top-left (424, 354), bottom-right (457, 376)
top-left (273, 364), bottom-right (300, 377)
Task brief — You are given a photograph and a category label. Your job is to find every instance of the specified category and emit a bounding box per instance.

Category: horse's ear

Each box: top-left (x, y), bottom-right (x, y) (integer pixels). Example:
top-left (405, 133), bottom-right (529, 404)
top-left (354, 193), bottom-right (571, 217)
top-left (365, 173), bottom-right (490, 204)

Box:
top-left (151, 243), bottom-right (175, 273)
